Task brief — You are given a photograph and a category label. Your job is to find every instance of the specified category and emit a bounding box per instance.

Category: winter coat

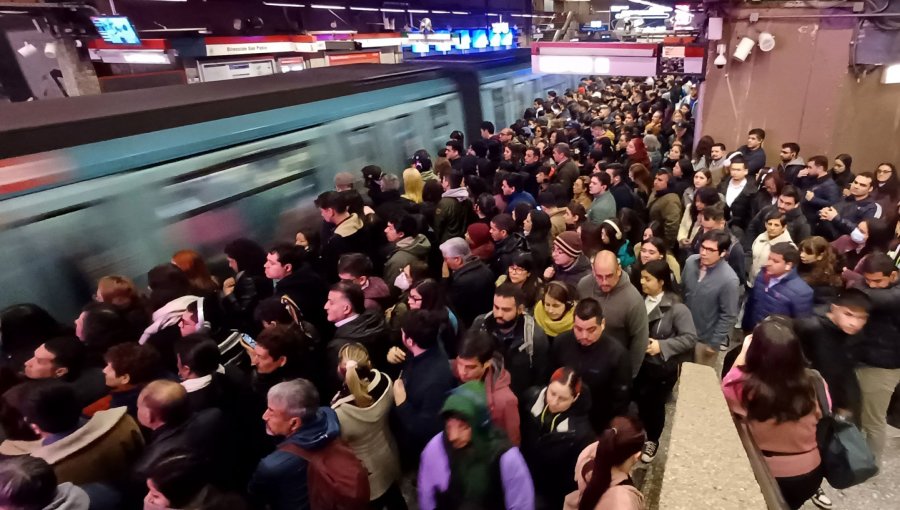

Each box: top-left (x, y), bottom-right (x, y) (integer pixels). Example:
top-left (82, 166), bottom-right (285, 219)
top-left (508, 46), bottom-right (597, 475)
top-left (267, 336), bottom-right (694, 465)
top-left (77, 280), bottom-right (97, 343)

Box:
top-left (719, 179), bottom-right (757, 234)
top-left (274, 262), bottom-right (329, 332)
top-left (795, 314), bottom-right (862, 417)
top-left (134, 408), bottom-right (227, 485)
top-left (749, 229), bottom-right (795, 286)
top-left (31, 407), bottom-right (144, 486)
top-left (742, 269), bottom-right (814, 331)
top-left (434, 188), bottom-right (474, 244)
top-left (446, 256), bottom-right (496, 328)
top-left (576, 272), bottom-right (649, 378)
top-left (395, 348), bottom-right (456, 456)
top-left (745, 205), bottom-right (811, 253)
top-left (504, 191), bottom-right (537, 214)
top-left (681, 256), bottom-right (740, 348)
top-left (247, 407), bottom-right (342, 510)
top-left (853, 282), bottom-right (900, 369)
top-left (801, 175), bottom-right (841, 226)
top-left (555, 159), bottom-right (580, 196)
top-left (451, 357), bottom-right (520, 445)
top-left (737, 145), bottom-right (767, 177)
top-left (551, 331), bottom-right (631, 431)
top-left (819, 196), bottom-right (881, 241)
top-left (222, 272), bottom-right (272, 335)
top-left (417, 433), bottom-right (534, 510)
top-left (492, 233), bottom-right (530, 277)
top-left (648, 189), bottom-right (683, 249)
top-left (610, 182), bottom-right (636, 211)
top-left (383, 234), bottom-right (431, 286)
top-left (331, 369), bottom-right (400, 500)
top-left (779, 158), bottom-right (806, 186)
top-left (321, 213), bottom-right (371, 283)
top-left (361, 277), bottom-right (391, 314)
top-left (644, 292), bottom-right (697, 368)
top-left (552, 255), bottom-right (591, 288)
top-left (328, 312), bottom-right (389, 383)
top-left (521, 386), bottom-right (594, 509)
top-left (470, 313), bottom-right (550, 397)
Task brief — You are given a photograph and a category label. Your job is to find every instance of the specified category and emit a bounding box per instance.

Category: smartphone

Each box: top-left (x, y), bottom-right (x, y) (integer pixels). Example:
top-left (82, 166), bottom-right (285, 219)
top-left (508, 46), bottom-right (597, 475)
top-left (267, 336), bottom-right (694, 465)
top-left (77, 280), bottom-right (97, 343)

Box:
top-left (240, 333), bottom-right (257, 349)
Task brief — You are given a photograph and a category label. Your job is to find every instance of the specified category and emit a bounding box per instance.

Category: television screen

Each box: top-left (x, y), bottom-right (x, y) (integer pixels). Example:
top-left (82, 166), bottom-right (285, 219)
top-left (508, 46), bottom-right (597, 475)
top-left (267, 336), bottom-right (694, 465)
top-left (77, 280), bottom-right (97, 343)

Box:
top-left (91, 16), bottom-right (141, 45)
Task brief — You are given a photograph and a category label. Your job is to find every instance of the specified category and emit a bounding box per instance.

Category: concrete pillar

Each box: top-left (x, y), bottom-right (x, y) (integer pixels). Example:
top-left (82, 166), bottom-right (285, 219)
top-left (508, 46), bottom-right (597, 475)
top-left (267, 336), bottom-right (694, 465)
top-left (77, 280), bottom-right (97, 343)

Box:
top-left (56, 38), bottom-right (100, 97)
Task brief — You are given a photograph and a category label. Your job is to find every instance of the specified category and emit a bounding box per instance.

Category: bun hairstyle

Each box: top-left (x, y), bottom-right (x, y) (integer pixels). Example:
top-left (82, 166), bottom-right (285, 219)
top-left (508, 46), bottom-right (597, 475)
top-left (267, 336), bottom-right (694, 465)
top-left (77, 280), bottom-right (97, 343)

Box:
top-left (579, 416), bottom-right (646, 510)
top-left (338, 343), bottom-right (374, 408)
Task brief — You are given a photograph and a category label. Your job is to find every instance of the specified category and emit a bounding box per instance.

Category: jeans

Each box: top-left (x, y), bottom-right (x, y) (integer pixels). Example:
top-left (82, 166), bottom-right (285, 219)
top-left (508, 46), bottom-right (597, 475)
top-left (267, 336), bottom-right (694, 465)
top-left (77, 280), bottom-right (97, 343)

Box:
top-left (634, 360), bottom-right (679, 442)
top-left (855, 365), bottom-right (900, 467)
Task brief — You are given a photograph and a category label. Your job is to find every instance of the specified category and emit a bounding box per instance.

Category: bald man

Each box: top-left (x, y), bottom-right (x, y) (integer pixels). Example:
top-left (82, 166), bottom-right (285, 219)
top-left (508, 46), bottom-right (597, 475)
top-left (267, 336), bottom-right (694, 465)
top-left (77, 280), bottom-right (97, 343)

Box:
top-left (134, 380), bottom-right (227, 484)
top-left (576, 251), bottom-right (649, 377)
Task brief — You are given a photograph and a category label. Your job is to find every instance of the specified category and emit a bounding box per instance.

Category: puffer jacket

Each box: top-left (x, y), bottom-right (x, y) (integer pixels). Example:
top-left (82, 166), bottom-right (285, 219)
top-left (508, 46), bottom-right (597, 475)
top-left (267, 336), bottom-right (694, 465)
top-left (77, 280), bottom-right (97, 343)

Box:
top-left (742, 269), bottom-right (814, 330)
top-left (328, 312), bottom-right (389, 386)
top-left (819, 195), bottom-right (881, 240)
top-left (383, 234), bottom-right (431, 286)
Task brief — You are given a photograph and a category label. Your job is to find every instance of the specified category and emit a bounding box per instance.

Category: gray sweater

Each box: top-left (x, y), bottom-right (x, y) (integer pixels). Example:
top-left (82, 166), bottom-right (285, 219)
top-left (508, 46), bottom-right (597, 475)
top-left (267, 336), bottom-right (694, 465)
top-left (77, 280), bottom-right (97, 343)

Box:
top-left (577, 271), bottom-right (649, 377)
top-left (681, 255), bottom-right (740, 348)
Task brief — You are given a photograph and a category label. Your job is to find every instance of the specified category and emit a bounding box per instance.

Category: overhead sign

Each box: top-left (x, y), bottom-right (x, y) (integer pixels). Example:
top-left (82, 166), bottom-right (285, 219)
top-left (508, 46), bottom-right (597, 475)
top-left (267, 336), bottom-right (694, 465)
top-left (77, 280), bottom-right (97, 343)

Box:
top-left (204, 36), bottom-right (319, 57)
top-left (531, 42), bottom-right (659, 76)
top-left (325, 51), bottom-right (382, 66)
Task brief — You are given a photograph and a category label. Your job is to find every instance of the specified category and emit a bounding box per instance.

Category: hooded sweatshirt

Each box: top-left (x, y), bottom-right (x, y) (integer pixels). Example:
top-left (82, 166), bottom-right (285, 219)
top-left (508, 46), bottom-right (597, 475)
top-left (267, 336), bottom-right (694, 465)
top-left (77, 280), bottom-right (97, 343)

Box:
top-left (451, 357), bottom-right (521, 445)
top-left (384, 234), bottom-right (431, 286)
top-left (435, 187), bottom-right (473, 243)
top-left (248, 407), bottom-right (342, 510)
top-left (45, 483), bottom-right (90, 510)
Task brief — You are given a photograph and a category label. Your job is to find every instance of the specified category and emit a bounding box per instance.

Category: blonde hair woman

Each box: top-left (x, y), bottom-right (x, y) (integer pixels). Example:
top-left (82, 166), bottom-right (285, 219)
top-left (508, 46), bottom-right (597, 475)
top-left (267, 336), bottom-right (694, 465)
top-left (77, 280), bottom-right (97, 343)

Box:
top-left (331, 343), bottom-right (404, 506)
top-left (402, 167), bottom-right (424, 204)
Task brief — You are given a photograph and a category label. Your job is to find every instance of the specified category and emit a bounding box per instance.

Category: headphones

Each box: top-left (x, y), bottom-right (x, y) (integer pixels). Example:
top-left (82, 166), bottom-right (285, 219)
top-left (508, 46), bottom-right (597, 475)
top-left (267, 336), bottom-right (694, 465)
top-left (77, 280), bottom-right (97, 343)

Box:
top-left (602, 219), bottom-right (623, 240)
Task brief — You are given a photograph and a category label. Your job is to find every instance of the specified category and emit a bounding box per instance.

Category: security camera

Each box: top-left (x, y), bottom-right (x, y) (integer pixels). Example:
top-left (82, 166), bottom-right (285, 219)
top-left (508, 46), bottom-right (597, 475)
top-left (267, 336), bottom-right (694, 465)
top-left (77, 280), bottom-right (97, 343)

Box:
top-left (714, 44), bottom-right (727, 69)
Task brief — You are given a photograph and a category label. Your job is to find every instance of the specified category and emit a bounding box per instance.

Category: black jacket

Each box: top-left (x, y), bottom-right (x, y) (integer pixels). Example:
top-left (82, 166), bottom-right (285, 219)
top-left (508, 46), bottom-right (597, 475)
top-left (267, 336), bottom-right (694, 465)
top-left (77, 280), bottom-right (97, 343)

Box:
top-left (795, 314), bottom-right (862, 417)
top-left (393, 347), bottom-right (456, 456)
top-left (492, 233), bottom-right (530, 277)
top-left (744, 205), bottom-right (811, 252)
top-left (853, 282), bottom-right (900, 369)
top-left (719, 179), bottom-right (757, 234)
top-left (327, 311), bottom-right (389, 388)
top-left (819, 196), bottom-right (881, 241)
top-left (446, 257), bottom-right (496, 328)
top-left (274, 264), bottom-right (329, 333)
top-left (609, 182), bottom-right (636, 211)
top-left (222, 272), bottom-right (273, 335)
top-left (469, 313), bottom-right (549, 397)
top-left (551, 331), bottom-right (631, 431)
top-left (801, 175), bottom-right (841, 226)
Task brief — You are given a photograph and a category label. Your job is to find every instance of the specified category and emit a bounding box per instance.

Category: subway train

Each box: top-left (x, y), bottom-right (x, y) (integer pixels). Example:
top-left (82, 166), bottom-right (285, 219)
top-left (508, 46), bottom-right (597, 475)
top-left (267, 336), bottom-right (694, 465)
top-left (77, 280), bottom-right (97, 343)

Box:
top-left (0, 49), bottom-right (578, 318)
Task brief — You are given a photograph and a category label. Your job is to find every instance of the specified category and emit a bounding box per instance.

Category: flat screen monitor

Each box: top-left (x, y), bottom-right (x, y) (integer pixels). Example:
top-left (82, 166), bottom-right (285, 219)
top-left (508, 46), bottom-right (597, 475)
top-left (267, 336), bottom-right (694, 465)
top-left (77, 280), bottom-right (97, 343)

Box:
top-left (91, 16), bottom-right (141, 45)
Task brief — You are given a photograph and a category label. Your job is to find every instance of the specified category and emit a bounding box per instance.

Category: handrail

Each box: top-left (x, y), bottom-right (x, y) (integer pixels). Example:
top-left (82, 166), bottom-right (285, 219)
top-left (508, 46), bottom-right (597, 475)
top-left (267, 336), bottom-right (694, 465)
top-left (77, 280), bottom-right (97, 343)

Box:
top-left (733, 417), bottom-right (791, 510)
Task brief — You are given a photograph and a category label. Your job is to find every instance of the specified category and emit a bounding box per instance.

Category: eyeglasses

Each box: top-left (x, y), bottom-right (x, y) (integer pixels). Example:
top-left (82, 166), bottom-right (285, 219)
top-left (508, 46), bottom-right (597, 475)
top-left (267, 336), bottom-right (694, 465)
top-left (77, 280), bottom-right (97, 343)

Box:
top-left (877, 168), bottom-right (893, 174)
top-left (509, 266), bottom-right (528, 273)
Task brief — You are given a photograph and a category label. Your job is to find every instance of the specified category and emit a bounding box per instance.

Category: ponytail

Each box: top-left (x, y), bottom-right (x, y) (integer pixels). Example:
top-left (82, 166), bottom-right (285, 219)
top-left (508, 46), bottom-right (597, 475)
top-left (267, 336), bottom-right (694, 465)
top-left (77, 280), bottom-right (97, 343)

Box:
top-left (579, 416), bottom-right (646, 510)
top-left (338, 343), bottom-right (374, 408)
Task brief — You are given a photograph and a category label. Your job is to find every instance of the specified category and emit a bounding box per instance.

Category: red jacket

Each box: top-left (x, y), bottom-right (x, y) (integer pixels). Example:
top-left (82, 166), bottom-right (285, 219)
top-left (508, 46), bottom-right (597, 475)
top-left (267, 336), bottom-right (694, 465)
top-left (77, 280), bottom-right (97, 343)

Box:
top-left (452, 357), bottom-right (521, 445)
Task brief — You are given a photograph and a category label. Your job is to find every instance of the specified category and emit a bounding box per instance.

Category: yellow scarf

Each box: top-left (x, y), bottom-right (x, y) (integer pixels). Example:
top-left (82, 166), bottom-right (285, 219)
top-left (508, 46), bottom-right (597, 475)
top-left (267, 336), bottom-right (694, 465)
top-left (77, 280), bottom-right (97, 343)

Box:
top-left (534, 300), bottom-right (575, 338)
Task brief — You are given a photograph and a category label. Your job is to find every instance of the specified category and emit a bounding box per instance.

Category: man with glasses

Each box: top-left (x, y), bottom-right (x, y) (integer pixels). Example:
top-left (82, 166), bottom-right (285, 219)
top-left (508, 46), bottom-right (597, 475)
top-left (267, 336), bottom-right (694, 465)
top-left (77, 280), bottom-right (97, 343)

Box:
top-left (576, 251), bottom-right (648, 378)
top-left (682, 230), bottom-right (740, 366)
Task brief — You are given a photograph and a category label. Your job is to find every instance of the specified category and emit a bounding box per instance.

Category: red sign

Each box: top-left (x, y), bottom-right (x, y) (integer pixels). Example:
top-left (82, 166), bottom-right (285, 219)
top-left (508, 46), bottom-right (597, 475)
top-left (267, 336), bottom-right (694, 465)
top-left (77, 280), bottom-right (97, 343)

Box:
top-left (325, 52), bottom-right (382, 66)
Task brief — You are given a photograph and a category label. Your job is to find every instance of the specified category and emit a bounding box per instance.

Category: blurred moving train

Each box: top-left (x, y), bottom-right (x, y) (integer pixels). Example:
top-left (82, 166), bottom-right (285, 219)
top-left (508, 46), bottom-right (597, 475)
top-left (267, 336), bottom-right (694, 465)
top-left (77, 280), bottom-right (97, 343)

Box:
top-left (0, 49), bottom-right (578, 318)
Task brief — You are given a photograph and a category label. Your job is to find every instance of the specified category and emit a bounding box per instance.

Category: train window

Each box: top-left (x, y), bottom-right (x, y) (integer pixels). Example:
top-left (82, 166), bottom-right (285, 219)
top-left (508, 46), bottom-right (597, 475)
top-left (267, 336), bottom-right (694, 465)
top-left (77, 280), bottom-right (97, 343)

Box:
top-left (429, 102), bottom-right (449, 130)
top-left (491, 88), bottom-right (506, 130)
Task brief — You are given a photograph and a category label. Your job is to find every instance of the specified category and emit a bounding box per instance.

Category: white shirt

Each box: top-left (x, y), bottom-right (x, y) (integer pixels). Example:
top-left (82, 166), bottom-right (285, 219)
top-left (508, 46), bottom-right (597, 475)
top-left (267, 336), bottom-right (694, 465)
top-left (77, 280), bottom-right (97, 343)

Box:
top-left (644, 293), bottom-right (663, 315)
top-left (335, 314), bottom-right (360, 328)
top-left (180, 374), bottom-right (212, 393)
top-left (725, 179), bottom-right (747, 206)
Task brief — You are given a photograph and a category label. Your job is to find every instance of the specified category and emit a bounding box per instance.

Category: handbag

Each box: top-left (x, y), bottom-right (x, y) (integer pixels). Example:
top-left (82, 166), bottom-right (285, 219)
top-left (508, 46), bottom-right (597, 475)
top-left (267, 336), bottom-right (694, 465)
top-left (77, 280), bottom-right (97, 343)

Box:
top-left (810, 370), bottom-right (879, 489)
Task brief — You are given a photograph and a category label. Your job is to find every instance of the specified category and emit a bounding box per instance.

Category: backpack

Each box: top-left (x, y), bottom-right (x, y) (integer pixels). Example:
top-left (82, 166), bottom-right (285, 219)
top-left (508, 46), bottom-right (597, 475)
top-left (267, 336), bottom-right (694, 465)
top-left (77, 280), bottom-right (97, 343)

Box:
top-left (810, 370), bottom-right (878, 489)
top-left (279, 439), bottom-right (370, 510)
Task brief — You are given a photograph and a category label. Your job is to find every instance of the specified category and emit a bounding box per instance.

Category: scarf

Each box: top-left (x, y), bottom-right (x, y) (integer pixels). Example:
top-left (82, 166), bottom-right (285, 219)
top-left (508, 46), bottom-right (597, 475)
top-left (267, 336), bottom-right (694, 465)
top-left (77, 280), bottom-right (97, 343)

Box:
top-left (534, 300), bottom-right (575, 338)
top-left (441, 382), bottom-right (511, 504)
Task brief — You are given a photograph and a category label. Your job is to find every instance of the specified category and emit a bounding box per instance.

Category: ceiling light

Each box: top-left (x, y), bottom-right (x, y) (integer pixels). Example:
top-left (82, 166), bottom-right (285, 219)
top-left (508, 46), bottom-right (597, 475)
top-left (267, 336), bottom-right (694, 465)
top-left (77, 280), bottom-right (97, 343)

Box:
top-left (381, 8), bottom-right (405, 13)
top-left (451, 12), bottom-right (470, 15)
top-left (408, 9), bottom-right (429, 14)
top-left (349, 7), bottom-right (379, 11)
top-left (263, 1), bottom-right (305, 6)
top-left (310, 4), bottom-right (346, 9)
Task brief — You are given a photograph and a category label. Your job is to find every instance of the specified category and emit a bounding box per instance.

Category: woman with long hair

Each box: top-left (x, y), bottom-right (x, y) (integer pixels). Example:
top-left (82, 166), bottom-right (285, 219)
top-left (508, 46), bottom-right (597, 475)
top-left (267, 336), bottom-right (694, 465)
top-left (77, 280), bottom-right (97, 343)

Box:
top-left (628, 164), bottom-right (653, 203)
top-left (332, 343), bottom-right (405, 509)
top-left (598, 219), bottom-right (635, 268)
top-left (831, 154), bottom-right (854, 191)
top-left (753, 170), bottom-right (786, 219)
top-left (223, 238), bottom-right (273, 335)
top-left (171, 250), bottom-right (219, 296)
top-left (630, 236), bottom-right (682, 287)
top-left (633, 260), bottom-right (697, 463)
top-left (616, 208), bottom-right (645, 256)
top-left (96, 275), bottom-right (151, 339)
top-left (525, 209), bottom-right (552, 270)
top-left (625, 136), bottom-right (651, 169)
top-left (534, 281), bottom-right (576, 342)
top-left (496, 252), bottom-right (544, 311)
top-left (798, 237), bottom-right (842, 305)
top-left (722, 316), bottom-right (826, 509)
top-left (565, 202), bottom-right (588, 232)
top-left (408, 278), bottom-right (460, 357)
top-left (832, 217), bottom-right (892, 271)
top-left (402, 167), bottom-right (424, 204)
top-left (681, 167), bottom-right (714, 210)
top-left (565, 415), bottom-right (646, 510)
top-left (873, 162), bottom-right (898, 203)
top-left (671, 157), bottom-right (695, 197)
top-left (677, 186), bottom-right (721, 256)
top-left (523, 367), bottom-right (595, 509)
top-left (692, 135), bottom-right (714, 173)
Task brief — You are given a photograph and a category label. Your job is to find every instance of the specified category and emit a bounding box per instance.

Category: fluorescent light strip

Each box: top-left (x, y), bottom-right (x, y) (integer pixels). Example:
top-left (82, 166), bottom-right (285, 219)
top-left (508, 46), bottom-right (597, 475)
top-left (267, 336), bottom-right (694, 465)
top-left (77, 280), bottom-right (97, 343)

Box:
top-left (381, 8), bottom-right (405, 13)
top-left (487, 13), bottom-right (500, 17)
top-left (310, 4), bottom-right (346, 9)
top-left (451, 11), bottom-right (469, 15)
top-left (408, 9), bottom-right (429, 14)
top-left (431, 10), bottom-right (450, 14)
top-left (349, 6), bottom-right (379, 11)
top-left (264, 1), bottom-right (305, 6)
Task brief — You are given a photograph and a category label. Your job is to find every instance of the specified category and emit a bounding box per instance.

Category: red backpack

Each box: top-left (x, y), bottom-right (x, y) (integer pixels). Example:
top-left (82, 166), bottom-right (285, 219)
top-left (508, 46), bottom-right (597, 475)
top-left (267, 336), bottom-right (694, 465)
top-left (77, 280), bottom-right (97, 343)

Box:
top-left (279, 439), bottom-right (370, 510)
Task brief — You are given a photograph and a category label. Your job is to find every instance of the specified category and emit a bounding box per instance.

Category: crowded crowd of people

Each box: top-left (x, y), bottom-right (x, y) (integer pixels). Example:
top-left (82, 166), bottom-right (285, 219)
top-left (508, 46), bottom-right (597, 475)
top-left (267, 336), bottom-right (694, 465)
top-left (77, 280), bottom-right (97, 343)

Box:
top-left (1, 75), bottom-right (899, 510)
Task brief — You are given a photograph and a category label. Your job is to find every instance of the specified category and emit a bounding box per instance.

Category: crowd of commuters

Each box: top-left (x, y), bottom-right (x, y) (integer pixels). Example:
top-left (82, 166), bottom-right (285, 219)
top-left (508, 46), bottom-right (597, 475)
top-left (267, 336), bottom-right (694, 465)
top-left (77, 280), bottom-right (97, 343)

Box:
top-left (1, 75), bottom-right (899, 510)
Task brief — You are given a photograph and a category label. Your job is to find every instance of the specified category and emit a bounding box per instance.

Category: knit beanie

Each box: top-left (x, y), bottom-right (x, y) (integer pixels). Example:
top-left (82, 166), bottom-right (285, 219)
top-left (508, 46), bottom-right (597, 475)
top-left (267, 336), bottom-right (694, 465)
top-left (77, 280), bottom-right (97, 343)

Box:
top-left (441, 381), bottom-right (491, 431)
top-left (554, 231), bottom-right (583, 259)
top-left (467, 223), bottom-right (492, 247)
